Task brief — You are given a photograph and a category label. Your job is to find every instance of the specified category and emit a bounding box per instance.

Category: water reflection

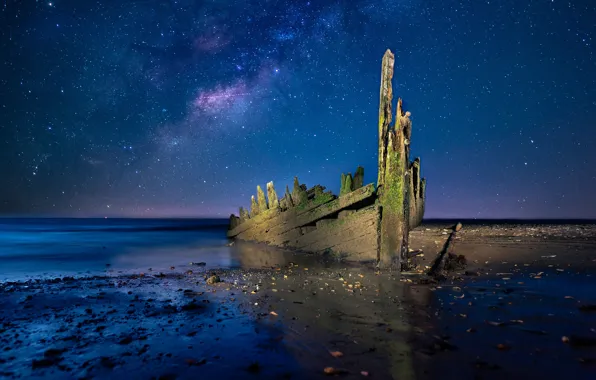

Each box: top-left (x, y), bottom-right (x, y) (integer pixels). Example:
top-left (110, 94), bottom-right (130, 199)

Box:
top-left (420, 271), bottom-right (596, 380)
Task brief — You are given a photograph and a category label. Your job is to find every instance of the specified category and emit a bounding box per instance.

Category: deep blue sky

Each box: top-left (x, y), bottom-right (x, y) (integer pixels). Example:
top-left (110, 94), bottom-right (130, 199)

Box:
top-left (1, 0), bottom-right (595, 218)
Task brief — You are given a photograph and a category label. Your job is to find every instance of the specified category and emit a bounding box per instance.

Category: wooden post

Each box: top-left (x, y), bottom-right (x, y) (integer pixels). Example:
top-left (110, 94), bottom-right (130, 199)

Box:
top-left (377, 49), bottom-right (411, 268)
top-left (250, 195), bottom-right (259, 218)
top-left (353, 166), bottom-right (364, 190)
top-left (291, 177), bottom-right (307, 206)
top-left (340, 173), bottom-right (353, 196)
top-left (377, 49), bottom-right (394, 192)
top-left (419, 178), bottom-right (426, 226)
top-left (229, 214), bottom-right (240, 230)
top-left (266, 181), bottom-right (279, 209)
top-left (257, 185), bottom-right (268, 213)
top-left (239, 207), bottom-right (249, 223)
top-left (409, 158), bottom-right (421, 228)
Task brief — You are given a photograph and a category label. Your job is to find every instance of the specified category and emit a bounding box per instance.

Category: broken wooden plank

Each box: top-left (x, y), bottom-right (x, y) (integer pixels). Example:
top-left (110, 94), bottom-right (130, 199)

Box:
top-left (267, 181), bottom-right (279, 209)
top-left (227, 207), bottom-right (281, 238)
top-left (234, 191), bottom-right (337, 242)
top-left (270, 183), bottom-right (376, 238)
top-left (291, 205), bottom-right (381, 261)
top-left (293, 205), bottom-right (379, 249)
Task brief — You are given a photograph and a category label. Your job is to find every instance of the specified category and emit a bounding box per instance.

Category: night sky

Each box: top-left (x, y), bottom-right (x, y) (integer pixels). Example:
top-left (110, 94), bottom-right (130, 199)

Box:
top-left (1, 0), bottom-right (595, 219)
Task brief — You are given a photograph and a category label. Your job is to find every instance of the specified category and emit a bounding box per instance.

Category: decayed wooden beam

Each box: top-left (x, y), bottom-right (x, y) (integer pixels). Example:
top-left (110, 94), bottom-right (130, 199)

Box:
top-left (409, 158), bottom-right (421, 229)
top-left (291, 177), bottom-right (308, 206)
top-left (376, 49), bottom-right (412, 267)
top-left (228, 214), bottom-right (240, 230)
top-left (292, 205), bottom-right (380, 252)
top-left (239, 206), bottom-right (249, 223)
top-left (428, 222), bottom-right (463, 278)
top-left (353, 166), bottom-right (364, 190)
top-left (250, 195), bottom-right (259, 218)
top-left (257, 185), bottom-right (268, 213)
top-left (340, 173), bottom-right (353, 196)
top-left (293, 183), bottom-right (375, 229)
top-left (227, 207), bottom-right (282, 238)
top-left (418, 178), bottom-right (426, 226)
top-left (377, 49), bottom-right (395, 191)
top-left (252, 183), bottom-right (376, 241)
top-left (266, 181), bottom-right (279, 209)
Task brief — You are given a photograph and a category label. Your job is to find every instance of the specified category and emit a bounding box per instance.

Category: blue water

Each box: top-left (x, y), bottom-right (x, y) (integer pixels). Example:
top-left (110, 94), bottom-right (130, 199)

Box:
top-left (0, 218), bottom-right (232, 281)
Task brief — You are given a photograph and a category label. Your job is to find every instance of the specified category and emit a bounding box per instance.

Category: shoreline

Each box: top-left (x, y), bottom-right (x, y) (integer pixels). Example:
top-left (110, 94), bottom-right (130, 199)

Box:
top-left (2, 223), bottom-right (596, 379)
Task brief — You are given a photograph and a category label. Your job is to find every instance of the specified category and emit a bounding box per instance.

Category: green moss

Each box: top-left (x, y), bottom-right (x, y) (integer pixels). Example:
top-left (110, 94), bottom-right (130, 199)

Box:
top-left (353, 166), bottom-right (364, 190)
top-left (299, 200), bottom-right (308, 209)
top-left (314, 192), bottom-right (334, 205)
top-left (340, 173), bottom-right (353, 196)
top-left (314, 185), bottom-right (324, 198)
top-left (295, 192), bottom-right (334, 211)
top-left (383, 146), bottom-right (405, 216)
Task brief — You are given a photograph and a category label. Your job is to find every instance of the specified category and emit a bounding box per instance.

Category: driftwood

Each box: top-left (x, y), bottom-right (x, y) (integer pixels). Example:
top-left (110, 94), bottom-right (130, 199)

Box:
top-left (428, 223), bottom-right (464, 278)
top-left (227, 49), bottom-right (427, 268)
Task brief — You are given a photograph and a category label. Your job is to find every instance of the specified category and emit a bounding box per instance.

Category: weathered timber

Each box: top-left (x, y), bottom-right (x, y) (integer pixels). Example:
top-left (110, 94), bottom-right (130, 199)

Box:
top-left (229, 214), bottom-right (240, 230)
top-left (231, 191), bottom-right (337, 243)
top-left (408, 165), bottom-right (416, 229)
top-left (428, 223), bottom-right (464, 279)
top-left (229, 183), bottom-right (375, 247)
top-left (293, 183), bottom-right (374, 228)
top-left (263, 183), bottom-right (375, 243)
top-left (307, 185), bottom-right (325, 199)
top-left (338, 210), bottom-right (356, 219)
top-left (250, 195), bottom-right (259, 218)
top-left (227, 206), bottom-right (282, 238)
top-left (409, 158), bottom-right (421, 229)
top-left (397, 98), bottom-right (412, 267)
top-left (279, 185), bottom-right (293, 211)
top-left (418, 178), bottom-right (426, 227)
top-left (353, 166), bottom-right (364, 190)
top-left (227, 49), bottom-right (427, 268)
top-left (377, 49), bottom-right (394, 191)
top-left (257, 185), bottom-right (268, 213)
top-left (289, 205), bottom-right (381, 261)
top-left (239, 207), bottom-right (249, 223)
top-left (377, 97), bottom-right (412, 266)
top-left (266, 181), bottom-right (279, 209)
top-left (291, 177), bottom-right (308, 206)
top-left (378, 128), bottom-right (406, 266)
top-left (340, 173), bottom-right (353, 196)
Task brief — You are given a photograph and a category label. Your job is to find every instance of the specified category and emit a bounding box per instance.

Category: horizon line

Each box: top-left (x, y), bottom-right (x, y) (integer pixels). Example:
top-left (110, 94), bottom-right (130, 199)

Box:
top-left (0, 216), bottom-right (595, 222)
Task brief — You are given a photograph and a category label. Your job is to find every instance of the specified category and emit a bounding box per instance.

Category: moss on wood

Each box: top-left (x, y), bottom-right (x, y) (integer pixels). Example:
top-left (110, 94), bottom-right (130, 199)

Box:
top-left (250, 195), bottom-right (260, 217)
top-left (353, 166), bottom-right (364, 190)
top-left (340, 173), bottom-right (353, 196)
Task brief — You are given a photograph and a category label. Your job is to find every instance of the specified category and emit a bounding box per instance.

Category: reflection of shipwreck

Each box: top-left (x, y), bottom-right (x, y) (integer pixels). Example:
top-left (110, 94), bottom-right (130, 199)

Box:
top-left (228, 50), bottom-right (426, 268)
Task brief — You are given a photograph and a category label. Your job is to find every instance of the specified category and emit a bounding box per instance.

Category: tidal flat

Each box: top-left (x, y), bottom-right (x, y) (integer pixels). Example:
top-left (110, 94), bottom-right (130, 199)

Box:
top-left (1, 222), bottom-right (596, 379)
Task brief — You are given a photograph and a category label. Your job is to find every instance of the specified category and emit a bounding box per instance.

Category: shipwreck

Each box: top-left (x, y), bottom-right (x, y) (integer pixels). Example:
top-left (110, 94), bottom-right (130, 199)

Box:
top-left (227, 49), bottom-right (426, 268)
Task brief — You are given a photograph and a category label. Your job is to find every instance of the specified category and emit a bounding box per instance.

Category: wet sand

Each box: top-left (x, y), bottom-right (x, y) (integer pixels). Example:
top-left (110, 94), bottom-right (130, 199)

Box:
top-left (410, 222), bottom-right (596, 379)
top-left (2, 223), bottom-right (596, 379)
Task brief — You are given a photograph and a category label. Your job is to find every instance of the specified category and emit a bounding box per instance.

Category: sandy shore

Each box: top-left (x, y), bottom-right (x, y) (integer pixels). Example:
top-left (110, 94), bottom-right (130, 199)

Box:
top-left (409, 222), bottom-right (596, 379)
top-left (2, 223), bottom-right (596, 379)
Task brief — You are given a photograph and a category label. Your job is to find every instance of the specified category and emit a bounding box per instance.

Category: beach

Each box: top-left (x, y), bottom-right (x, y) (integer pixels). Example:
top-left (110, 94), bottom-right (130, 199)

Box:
top-left (1, 219), bottom-right (596, 379)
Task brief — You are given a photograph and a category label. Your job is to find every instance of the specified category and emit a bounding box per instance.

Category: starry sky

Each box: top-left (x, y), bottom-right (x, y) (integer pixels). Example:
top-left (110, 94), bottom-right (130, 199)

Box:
top-left (1, 0), bottom-right (595, 219)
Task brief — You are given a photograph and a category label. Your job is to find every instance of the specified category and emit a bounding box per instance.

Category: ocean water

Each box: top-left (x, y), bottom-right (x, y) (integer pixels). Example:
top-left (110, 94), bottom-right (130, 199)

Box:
top-left (0, 218), bottom-right (234, 281)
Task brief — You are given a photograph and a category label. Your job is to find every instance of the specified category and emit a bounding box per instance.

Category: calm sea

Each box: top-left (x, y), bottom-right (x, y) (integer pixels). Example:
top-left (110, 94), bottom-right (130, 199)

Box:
top-left (0, 218), bottom-right (232, 281)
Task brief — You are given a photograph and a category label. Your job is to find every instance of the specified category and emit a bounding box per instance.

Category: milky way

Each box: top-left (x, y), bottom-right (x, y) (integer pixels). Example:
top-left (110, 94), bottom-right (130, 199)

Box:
top-left (1, 0), bottom-right (595, 218)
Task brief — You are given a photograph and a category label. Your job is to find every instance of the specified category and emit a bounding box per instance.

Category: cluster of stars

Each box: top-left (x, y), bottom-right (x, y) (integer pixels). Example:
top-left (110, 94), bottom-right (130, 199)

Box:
top-left (0, 0), bottom-right (594, 218)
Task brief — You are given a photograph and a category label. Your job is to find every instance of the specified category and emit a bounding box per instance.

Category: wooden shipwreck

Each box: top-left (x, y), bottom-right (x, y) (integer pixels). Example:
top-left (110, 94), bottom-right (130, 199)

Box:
top-left (227, 49), bottom-right (426, 268)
